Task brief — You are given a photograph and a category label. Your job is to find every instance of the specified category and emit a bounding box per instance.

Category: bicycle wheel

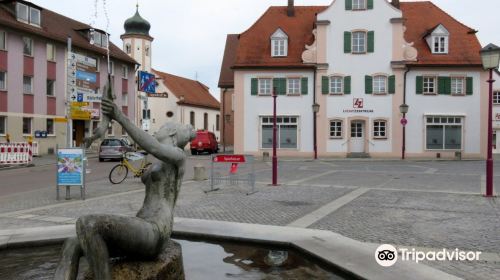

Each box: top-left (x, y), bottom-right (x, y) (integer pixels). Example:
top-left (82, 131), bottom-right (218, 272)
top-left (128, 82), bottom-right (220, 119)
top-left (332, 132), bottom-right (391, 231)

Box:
top-left (109, 164), bottom-right (128, 184)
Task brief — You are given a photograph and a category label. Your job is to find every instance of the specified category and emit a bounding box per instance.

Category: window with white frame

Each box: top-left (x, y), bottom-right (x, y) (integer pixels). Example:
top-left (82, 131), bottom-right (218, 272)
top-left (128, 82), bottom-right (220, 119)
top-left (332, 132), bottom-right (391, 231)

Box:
top-left (258, 78), bottom-right (272, 95)
top-left (122, 92), bottom-right (128, 105)
top-left (46, 43), bottom-right (56, 61)
top-left (0, 72), bottom-right (6, 90)
top-left (426, 116), bottom-right (463, 150)
top-left (22, 117), bottom-right (32, 135)
top-left (352, 0), bottom-right (366, 10)
top-left (373, 75), bottom-right (387, 94)
top-left (432, 36), bottom-right (448, 54)
top-left (261, 116), bottom-right (298, 149)
top-left (46, 79), bottom-right (55, 96)
top-left (121, 65), bottom-right (128, 78)
top-left (46, 118), bottom-right (54, 135)
top-left (0, 116), bottom-right (6, 135)
top-left (373, 120), bottom-right (387, 138)
top-left (0, 30), bottom-right (6, 50)
top-left (23, 76), bottom-right (33, 94)
top-left (271, 28), bottom-right (288, 57)
top-left (330, 76), bottom-right (343, 94)
top-left (329, 120), bottom-right (343, 138)
top-left (494, 91), bottom-right (500, 104)
top-left (16, 3), bottom-right (40, 26)
top-left (287, 78), bottom-right (300, 95)
top-left (352, 31), bottom-right (366, 53)
top-left (423, 76), bottom-right (436, 94)
top-left (23, 37), bottom-right (33, 56)
top-left (451, 77), bottom-right (465, 95)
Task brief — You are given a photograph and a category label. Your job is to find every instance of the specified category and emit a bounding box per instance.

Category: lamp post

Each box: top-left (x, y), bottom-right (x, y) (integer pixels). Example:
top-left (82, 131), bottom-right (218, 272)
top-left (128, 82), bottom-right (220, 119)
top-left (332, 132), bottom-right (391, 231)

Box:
top-left (399, 103), bottom-right (409, 160)
top-left (312, 103), bottom-right (320, 160)
top-left (272, 87), bottom-right (278, 186)
top-left (480, 43), bottom-right (500, 197)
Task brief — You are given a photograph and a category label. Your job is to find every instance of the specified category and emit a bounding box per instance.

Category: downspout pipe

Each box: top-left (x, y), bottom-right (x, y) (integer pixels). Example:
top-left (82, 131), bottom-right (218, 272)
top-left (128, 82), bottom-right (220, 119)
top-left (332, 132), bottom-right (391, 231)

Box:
top-left (313, 67), bottom-right (318, 159)
top-left (402, 67), bottom-right (410, 159)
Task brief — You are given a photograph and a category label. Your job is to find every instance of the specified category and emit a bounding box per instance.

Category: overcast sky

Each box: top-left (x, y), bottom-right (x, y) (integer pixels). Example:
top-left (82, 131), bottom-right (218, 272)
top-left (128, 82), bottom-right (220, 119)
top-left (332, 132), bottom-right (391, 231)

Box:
top-left (30, 0), bottom-right (500, 100)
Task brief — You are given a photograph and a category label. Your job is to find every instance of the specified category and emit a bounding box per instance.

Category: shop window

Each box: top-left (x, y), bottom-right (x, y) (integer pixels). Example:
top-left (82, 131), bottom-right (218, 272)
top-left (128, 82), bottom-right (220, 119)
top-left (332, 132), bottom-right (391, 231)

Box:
top-left (426, 116), bottom-right (463, 150)
top-left (261, 116), bottom-right (298, 149)
top-left (46, 119), bottom-right (54, 135)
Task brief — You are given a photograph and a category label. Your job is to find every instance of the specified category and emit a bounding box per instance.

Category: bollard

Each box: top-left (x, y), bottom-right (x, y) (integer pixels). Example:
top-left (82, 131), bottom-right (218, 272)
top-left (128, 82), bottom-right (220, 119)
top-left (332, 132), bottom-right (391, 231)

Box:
top-left (193, 164), bottom-right (208, 181)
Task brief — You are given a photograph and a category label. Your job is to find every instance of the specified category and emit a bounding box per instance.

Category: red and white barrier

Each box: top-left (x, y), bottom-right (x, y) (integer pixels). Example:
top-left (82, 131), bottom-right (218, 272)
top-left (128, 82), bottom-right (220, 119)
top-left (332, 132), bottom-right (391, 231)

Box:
top-left (0, 142), bottom-right (33, 165)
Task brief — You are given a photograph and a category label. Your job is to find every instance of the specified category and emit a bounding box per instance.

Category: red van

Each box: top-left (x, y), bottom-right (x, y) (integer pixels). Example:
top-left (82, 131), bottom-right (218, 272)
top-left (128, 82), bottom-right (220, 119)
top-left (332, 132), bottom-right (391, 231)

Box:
top-left (190, 130), bottom-right (219, 155)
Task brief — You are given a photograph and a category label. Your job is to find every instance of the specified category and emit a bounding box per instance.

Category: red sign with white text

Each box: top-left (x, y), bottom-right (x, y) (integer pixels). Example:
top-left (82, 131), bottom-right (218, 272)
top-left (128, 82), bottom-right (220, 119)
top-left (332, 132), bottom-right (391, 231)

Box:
top-left (213, 155), bottom-right (246, 163)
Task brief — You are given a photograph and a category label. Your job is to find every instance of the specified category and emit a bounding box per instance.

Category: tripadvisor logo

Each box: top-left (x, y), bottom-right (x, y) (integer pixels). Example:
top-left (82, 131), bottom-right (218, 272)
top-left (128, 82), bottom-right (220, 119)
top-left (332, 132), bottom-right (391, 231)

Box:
top-left (375, 244), bottom-right (482, 267)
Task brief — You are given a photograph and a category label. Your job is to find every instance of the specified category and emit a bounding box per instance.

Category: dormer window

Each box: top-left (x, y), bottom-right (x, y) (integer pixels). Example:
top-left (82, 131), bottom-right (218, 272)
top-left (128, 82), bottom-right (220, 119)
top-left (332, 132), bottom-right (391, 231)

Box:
top-left (271, 28), bottom-right (288, 57)
top-left (16, 3), bottom-right (40, 27)
top-left (89, 29), bottom-right (108, 48)
top-left (426, 24), bottom-right (449, 54)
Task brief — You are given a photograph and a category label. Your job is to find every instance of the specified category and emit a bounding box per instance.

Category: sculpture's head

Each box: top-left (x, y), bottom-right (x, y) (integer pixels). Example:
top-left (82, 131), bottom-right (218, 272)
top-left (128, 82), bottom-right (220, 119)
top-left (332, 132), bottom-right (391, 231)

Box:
top-left (155, 122), bottom-right (196, 149)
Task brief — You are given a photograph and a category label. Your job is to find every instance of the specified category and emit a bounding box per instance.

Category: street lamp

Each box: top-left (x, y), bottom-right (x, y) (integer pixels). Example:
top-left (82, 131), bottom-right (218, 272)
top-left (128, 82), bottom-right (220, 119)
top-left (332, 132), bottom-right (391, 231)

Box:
top-left (312, 103), bottom-right (320, 160)
top-left (399, 104), bottom-right (409, 160)
top-left (480, 43), bottom-right (500, 197)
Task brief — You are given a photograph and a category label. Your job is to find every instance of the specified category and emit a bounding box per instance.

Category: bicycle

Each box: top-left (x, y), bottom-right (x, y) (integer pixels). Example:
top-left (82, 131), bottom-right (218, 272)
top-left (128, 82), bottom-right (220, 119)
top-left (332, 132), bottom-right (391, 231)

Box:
top-left (109, 152), bottom-right (152, 184)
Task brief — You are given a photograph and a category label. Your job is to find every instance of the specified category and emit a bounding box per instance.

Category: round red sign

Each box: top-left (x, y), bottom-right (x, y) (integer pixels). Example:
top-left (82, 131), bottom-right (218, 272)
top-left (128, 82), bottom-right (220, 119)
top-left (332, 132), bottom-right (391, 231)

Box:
top-left (400, 118), bottom-right (408, 126)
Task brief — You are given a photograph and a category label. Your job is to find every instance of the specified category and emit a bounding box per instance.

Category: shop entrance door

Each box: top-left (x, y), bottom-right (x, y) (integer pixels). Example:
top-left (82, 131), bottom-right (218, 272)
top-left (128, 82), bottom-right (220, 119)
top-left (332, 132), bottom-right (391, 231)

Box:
top-left (350, 121), bottom-right (365, 153)
top-left (73, 120), bottom-right (85, 147)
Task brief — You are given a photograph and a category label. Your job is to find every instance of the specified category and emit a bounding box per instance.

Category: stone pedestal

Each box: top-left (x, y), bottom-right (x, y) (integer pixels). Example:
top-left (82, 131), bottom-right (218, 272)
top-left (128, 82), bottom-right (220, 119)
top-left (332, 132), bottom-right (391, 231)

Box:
top-left (84, 240), bottom-right (185, 280)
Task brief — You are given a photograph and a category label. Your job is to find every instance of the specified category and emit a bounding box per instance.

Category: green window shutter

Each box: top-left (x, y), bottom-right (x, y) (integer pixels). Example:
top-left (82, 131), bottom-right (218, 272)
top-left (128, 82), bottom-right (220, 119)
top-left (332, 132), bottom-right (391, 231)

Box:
top-left (344, 32), bottom-right (352, 53)
top-left (251, 78), bottom-right (258, 95)
top-left (367, 0), bottom-right (374, 10)
top-left (445, 77), bottom-right (451, 95)
top-left (416, 76), bottom-right (423, 94)
top-left (345, 0), bottom-right (352, 10)
top-left (301, 77), bottom-right (308, 95)
top-left (466, 77), bottom-right (473, 95)
top-left (388, 75), bottom-right (395, 94)
top-left (367, 31), bottom-right (374, 53)
top-left (438, 77), bottom-right (446, 94)
top-left (365, 75), bottom-right (373, 94)
top-left (322, 76), bottom-right (329, 94)
top-left (274, 78), bottom-right (286, 95)
top-left (344, 76), bottom-right (351, 94)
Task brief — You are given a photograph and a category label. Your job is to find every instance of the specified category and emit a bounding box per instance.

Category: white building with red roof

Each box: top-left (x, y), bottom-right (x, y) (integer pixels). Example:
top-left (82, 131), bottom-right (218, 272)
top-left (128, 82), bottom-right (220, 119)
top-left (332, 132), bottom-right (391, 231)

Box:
top-left (219, 0), bottom-right (489, 159)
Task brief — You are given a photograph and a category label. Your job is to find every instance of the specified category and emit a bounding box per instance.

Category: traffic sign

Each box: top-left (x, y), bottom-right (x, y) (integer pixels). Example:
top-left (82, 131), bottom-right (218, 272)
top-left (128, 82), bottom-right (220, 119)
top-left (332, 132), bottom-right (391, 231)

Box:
top-left (70, 109), bottom-right (91, 120)
top-left (400, 118), bottom-right (408, 126)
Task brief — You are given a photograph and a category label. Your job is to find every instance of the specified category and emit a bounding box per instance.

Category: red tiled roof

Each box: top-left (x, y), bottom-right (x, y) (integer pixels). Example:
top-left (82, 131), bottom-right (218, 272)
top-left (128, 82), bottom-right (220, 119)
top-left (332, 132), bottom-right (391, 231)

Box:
top-left (226, 2), bottom-right (482, 71)
top-left (234, 6), bottom-right (326, 68)
top-left (218, 34), bottom-right (239, 88)
top-left (153, 69), bottom-right (220, 110)
top-left (400, 1), bottom-right (482, 66)
top-left (0, 0), bottom-right (136, 65)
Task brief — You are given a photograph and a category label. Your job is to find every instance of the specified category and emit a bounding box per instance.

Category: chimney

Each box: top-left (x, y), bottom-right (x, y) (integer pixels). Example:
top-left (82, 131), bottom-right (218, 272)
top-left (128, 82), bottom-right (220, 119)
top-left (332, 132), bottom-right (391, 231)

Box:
top-left (287, 0), bottom-right (295, 17)
top-left (391, 0), bottom-right (400, 9)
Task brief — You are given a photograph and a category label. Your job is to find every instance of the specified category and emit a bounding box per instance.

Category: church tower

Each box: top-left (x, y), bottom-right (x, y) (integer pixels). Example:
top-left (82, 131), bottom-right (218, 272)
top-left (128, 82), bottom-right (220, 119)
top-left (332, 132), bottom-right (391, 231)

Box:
top-left (121, 4), bottom-right (153, 72)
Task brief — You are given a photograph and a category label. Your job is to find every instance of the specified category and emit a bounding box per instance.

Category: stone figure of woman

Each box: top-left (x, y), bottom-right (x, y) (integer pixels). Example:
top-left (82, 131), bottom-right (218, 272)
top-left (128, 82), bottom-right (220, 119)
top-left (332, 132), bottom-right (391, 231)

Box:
top-left (54, 98), bottom-right (195, 280)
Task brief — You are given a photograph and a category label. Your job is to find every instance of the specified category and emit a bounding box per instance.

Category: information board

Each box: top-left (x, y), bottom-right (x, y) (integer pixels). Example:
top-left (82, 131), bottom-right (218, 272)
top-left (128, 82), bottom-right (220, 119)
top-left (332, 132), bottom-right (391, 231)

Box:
top-left (57, 148), bottom-right (84, 186)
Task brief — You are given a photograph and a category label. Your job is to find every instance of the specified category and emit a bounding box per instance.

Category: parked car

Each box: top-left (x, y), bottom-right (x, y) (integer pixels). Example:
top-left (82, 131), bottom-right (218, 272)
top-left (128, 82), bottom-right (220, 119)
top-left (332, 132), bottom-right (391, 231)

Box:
top-left (99, 138), bottom-right (134, 162)
top-left (190, 130), bottom-right (219, 155)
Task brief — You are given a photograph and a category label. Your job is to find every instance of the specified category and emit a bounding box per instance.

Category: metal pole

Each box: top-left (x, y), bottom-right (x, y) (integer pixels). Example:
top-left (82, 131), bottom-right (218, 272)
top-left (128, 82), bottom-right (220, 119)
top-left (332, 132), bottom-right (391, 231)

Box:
top-left (67, 36), bottom-right (72, 148)
top-left (402, 112), bottom-right (406, 160)
top-left (313, 110), bottom-right (318, 160)
top-left (486, 68), bottom-right (494, 197)
top-left (272, 87), bottom-right (278, 186)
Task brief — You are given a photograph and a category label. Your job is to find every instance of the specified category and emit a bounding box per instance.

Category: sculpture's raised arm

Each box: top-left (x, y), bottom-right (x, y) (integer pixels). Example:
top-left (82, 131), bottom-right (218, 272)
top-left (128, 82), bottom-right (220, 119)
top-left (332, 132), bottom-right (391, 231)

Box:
top-left (101, 99), bottom-right (185, 164)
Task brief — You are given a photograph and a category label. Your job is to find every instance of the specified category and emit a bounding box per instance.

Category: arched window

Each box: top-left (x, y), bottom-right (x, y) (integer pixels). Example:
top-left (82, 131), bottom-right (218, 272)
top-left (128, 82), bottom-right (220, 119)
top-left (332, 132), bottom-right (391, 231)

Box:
top-left (125, 43), bottom-right (131, 54)
top-left (145, 46), bottom-right (150, 56)
top-left (203, 113), bottom-right (208, 130)
top-left (190, 111), bottom-right (195, 127)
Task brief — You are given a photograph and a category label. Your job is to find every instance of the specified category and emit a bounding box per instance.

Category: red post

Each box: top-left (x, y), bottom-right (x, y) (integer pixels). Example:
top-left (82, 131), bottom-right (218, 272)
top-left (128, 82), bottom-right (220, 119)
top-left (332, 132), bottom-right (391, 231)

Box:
top-left (402, 113), bottom-right (406, 160)
top-left (272, 87), bottom-right (278, 186)
top-left (486, 69), bottom-right (495, 197)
